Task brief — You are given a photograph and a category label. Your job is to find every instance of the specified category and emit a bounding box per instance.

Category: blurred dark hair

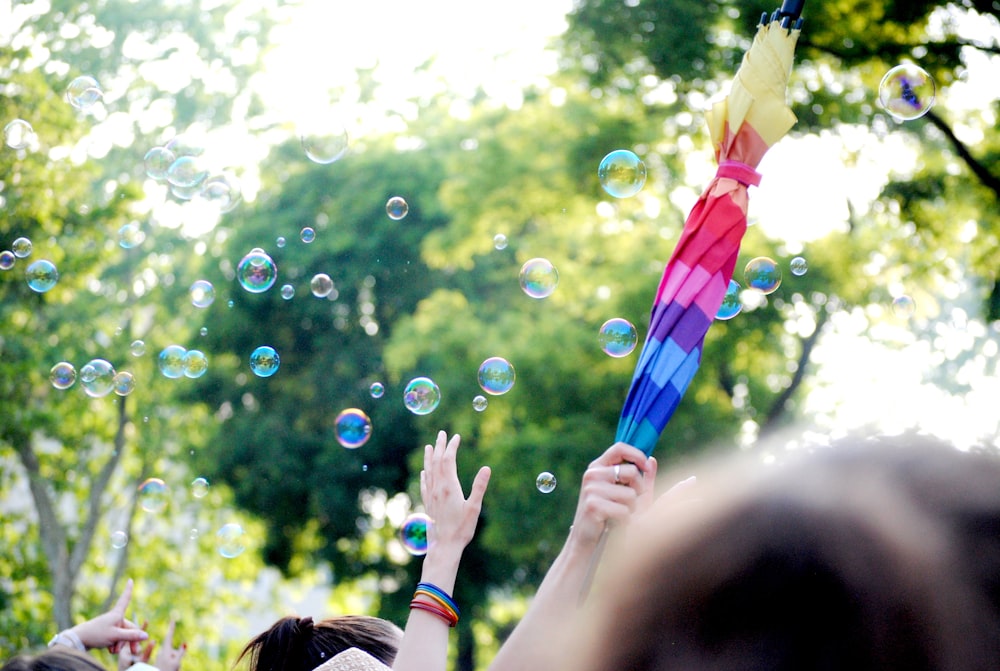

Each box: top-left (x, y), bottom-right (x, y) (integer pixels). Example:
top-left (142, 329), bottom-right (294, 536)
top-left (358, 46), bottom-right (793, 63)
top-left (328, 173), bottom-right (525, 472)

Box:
top-left (1, 648), bottom-right (105, 671)
top-left (236, 615), bottom-right (402, 671)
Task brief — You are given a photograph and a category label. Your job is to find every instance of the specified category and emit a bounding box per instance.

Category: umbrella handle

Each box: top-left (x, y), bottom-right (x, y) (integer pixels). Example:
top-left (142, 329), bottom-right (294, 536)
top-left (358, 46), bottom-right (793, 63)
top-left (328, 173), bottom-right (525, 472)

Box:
top-left (762, 0), bottom-right (805, 28)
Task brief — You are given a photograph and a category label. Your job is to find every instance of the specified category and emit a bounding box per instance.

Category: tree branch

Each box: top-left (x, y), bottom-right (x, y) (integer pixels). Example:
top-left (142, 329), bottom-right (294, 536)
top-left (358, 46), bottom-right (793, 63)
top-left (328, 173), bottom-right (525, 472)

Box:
top-left (923, 108), bottom-right (1000, 199)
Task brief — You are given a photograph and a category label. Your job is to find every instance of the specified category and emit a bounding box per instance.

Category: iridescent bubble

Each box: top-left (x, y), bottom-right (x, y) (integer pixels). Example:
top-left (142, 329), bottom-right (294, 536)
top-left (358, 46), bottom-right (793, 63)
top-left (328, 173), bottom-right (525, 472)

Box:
top-left (478, 357), bottom-right (516, 395)
top-left (598, 318), bottom-right (638, 358)
top-left (66, 75), bottom-right (103, 110)
top-left (494, 233), bottom-right (508, 250)
top-left (138, 477), bottom-right (169, 514)
top-left (280, 284), bottom-right (295, 300)
top-left (519, 258), bottom-right (559, 299)
top-left (164, 133), bottom-right (206, 159)
top-left (190, 280), bottom-right (215, 308)
top-left (49, 362), bottom-right (77, 390)
top-left (183, 349), bottom-right (209, 378)
top-left (112, 371), bottom-right (136, 396)
top-left (472, 395), bottom-right (488, 412)
top-left (249, 345), bottom-right (280, 377)
top-left (892, 295), bottom-right (916, 318)
top-left (26, 260), bottom-right (58, 293)
top-left (536, 471), bottom-right (557, 494)
top-left (310, 273), bottom-right (334, 298)
top-left (80, 359), bottom-right (115, 397)
top-left (300, 227), bottom-right (315, 244)
top-left (399, 512), bottom-right (431, 556)
top-left (335, 408), bottom-right (372, 449)
top-left (199, 327), bottom-right (208, 337)
top-left (4, 119), bottom-right (35, 150)
top-left (130, 340), bottom-right (146, 357)
top-left (216, 523), bottom-right (246, 558)
top-left (301, 124), bottom-right (349, 164)
top-left (237, 249), bottom-right (278, 293)
top-left (170, 183), bottom-right (201, 201)
top-left (118, 222), bottom-right (145, 249)
top-left (716, 279), bottom-right (743, 321)
top-left (191, 477), bottom-right (209, 499)
top-left (143, 147), bottom-right (175, 181)
top-left (158, 345), bottom-right (187, 379)
top-left (276, 236), bottom-right (286, 248)
top-left (598, 149), bottom-right (647, 198)
top-left (879, 64), bottom-right (935, 121)
top-left (370, 382), bottom-right (385, 399)
top-left (790, 256), bottom-right (808, 277)
top-left (385, 196), bottom-right (408, 220)
top-left (403, 377), bottom-right (441, 416)
top-left (0, 251), bottom-right (14, 270)
top-left (744, 257), bottom-right (782, 295)
top-left (11, 237), bottom-right (31, 258)
top-left (110, 530), bottom-right (129, 549)
top-left (198, 172), bottom-right (242, 213)
top-left (166, 156), bottom-right (209, 188)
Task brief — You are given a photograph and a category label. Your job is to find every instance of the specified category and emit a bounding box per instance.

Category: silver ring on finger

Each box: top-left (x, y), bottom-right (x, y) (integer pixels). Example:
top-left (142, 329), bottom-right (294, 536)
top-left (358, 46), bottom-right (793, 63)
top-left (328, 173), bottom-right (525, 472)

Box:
top-left (613, 463), bottom-right (622, 485)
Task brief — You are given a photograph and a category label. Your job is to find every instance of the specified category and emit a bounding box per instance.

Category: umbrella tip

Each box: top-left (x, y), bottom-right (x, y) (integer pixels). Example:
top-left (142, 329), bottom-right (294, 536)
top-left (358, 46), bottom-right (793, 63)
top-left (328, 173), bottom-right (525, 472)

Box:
top-left (776, 0), bottom-right (805, 23)
top-left (759, 12), bottom-right (768, 26)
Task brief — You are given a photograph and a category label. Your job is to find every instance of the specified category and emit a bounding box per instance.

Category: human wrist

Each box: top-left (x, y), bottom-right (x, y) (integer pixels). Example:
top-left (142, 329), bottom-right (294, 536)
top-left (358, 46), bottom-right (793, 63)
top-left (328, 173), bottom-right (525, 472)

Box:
top-left (48, 629), bottom-right (86, 651)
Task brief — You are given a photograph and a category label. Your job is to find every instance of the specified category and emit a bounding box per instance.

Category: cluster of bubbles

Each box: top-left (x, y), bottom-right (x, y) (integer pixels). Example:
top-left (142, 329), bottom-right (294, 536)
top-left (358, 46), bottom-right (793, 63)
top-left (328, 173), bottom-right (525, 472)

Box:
top-left (159, 345), bottom-right (209, 379)
top-left (477, 357), bottom-right (516, 395)
top-left (403, 377), bottom-right (441, 415)
top-left (249, 345), bottom-right (280, 377)
top-left (878, 63), bottom-right (935, 121)
top-left (237, 249), bottom-right (278, 293)
top-left (598, 318), bottom-right (638, 358)
top-left (399, 512), bottom-right (431, 556)
top-left (519, 258), bottom-right (559, 299)
top-left (65, 358), bottom-right (136, 398)
top-left (385, 196), bottom-right (409, 220)
top-left (4, 119), bottom-right (36, 150)
top-left (143, 134), bottom-right (242, 211)
top-left (598, 149), bottom-right (646, 198)
top-left (535, 471), bottom-right (557, 494)
top-left (334, 408), bottom-right (373, 449)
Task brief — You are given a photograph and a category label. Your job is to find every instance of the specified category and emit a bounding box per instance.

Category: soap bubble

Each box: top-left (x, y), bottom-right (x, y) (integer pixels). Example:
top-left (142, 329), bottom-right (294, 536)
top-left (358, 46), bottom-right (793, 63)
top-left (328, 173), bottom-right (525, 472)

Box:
top-left (598, 149), bottom-right (646, 198)
top-left (300, 227), bottom-right (315, 243)
top-left (472, 395), bottom-right (488, 412)
top-left (301, 125), bottom-right (349, 164)
top-left (165, 133), bottom-right (206, 159)
top-left (237, 249), bottom-right (277, 293)
top-left (199, 327), bottom-right (207, 337)
top-left (280, 284), bottom-right (295, 300)
top-left (276, 236), bottom-right (286, 248)
top-left (158, 345), bottom-right (187, 379)
top-left (879, 64), bottom-right (935, 121)
top-left (183, 350), bottom-right (209, 378)
top-left (11, 237), bottom-right (31, 258)
top-left (536, 471), bottom-right (557, 494)
top-left (166, 156), bottom-right (209, 188)
top-left (598, 318), bottom-right (638, 358)
top-left (716, 280), bottom-right (743, 321)
top-left (66, 75), bottom-right (103, 110)
top-left (519, 258), bottom-right (559, 299)
top-left (112, 371), bottom-right (136, 396)
top-left (199, 172), bottom-right (242, 213)
top-left (386, 196), bottom-right (408, 220)
top-left (170, 183), bottom-right (201, 201)
top-left (744, 257), bottom-right (782, 295)
top-left (49, 362), bottom-right (77, 390)
top-left (0, 251), bottom-right (14, 269)
top-left (4, 119), bottom-right (35, 150)
top-left (335, 408), bottom-right (373, 448)
top-left (118, 222), bottom-right (145, 249)
top-left (478, 357), bottom-right (516, 395)
top-left (138, 478), bottom-right (169, 513)
top-left (310, 273), bottom-right (334, 298)
top-left (493, 234), bottom-right (508, 250)
top-left (403, 377), bottom-right (441, 415)
top-left (370, 382), bottom-right (385, 399)
top-left (190, 280), bottom-right (216, 308)
top-left (216, 523), bottom-right (246, 558)
top-left (399, 512), bottom-right (431, 556)
top-left (790, 256), bottom-right (808, 277)
top-left (26, 259), bottom-right (58, 293)
top-left (250, 345), bottom-right (280, 377)
top-left (130, 340), bottom-right (146, 357)
top-left (143, 147), bottom-right (175, 180)
top-left (191, 477), bottom-right (209, 498)
top-left (110, 530), bottom-right (129, 549)
top-left (80, 359), bottom-right (116, 397)
top-left (892, 295), bottom-right (915, 318)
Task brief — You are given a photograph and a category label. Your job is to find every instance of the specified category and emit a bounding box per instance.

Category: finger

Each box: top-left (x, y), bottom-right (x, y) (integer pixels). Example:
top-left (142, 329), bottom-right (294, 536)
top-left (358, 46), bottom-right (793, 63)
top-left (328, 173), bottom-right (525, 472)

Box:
top-left (142, 641), bottom-right (156, 662)
top-left (660, 474), bottom-right (697, 506)
top-left (419, 470), bottom-right (428, 505)
top-left (467, 466), bottom-right (491, 507)
top-left (162, 620), bottom-right (176, 650)
top-left (590, 443), bottom-right (650, 473)
top-left (112, 578), bottom-right (134, 616)
top-left (113, 628), bottom-right (151, 643)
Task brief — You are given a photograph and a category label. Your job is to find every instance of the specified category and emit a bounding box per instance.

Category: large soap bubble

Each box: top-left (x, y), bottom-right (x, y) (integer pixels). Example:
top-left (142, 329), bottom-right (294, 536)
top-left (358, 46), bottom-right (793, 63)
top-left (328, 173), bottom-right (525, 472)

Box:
top-left (879, 64), bottom-right (935, 121)
top-left (237, 249), bottom-right (277, 293)
top-left (598, 149), bottom-right (646, 198)
top-left (519, 258), bottom-right (559, 299)
top-left (403, 377), bottom-right (441, 415)
top-left (477, 357), bottom-right (516, 395)
top-left (335, 408), bottom-right (373, 449)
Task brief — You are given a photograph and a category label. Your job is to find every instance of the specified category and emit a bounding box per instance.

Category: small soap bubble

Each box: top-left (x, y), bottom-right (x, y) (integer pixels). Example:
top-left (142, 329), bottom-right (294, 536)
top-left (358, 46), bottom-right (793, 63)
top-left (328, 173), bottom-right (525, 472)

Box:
top-left (199, 327), bottom-right (208, 337)
top-left (892, 295), bottom-right (916, 318)
top-left (300, 227), bottom-right (315, 244)
top-left (598, 318), bottom-right (638, 357)
top-left (50, 362), bottom-right (77, 390)
top-left (744, 257), bottom-right (782, 295)
top-left (280, 284), bottom-right (295, 300)
top-left (369, 382), bottom-right (385, 399)
top-left (66, 75), bottom-right (103, 110)
top-left (143, 147), bottom-right (175, 181)
top-left (130, 340), bottom-right (146, 357)
top-left (598, 149), bottom-right (646, 198)
top-left (112, 371), bottom-right (136, 396)
top-left (536, 471), bottom-right (557, 494)
top-left (478, 357), bottom-right (516, 395)
top-left (12, 237), bottom-right (32, 258)
top-left (301, 125), bottom-right (349, 164)
top-left (399, 512), bottom-right (431, 556)
top-left (0, 251), bottom-right (14, 270)
top-left (493, 233), bottom-right (508, 250)
top-left (4, 119), bottom-right (35, 150)
top-left (879, 64), bottom-right (935, 121)
top-left (403, 377), bottom-right (441, 415)
top-left (472, 395), bottom-right (488, 412)
top-left (310, 273), bottom-right (334, 298)
top-left (716, 280), bottom-right (743, 321)
top-left (189, 528), bottom-right (200, 540)
top-left (26, 260), bottom-right (58, 293)
top-left (190, 280), bottom-right (216, 308)
top-left (789, 256), bottom-right (808, 277)
top-left (249, 345), bottom-right (280, 377)
top-left (81, 359), bottom-right (116, 397)
top-left (385, 196), bottom-right (409, 220)
top-left (191, 477), bottom-right (209, 498)
top-left (227, 300), bottom-right (234, 308)
top-left (138, 478), bottom-right (169, 513)
top-left (118, 222), bottom-right (145, 249)
top-left (166, 155), bottom-right (209, 188)
top-left (335, 408), bottom-right (373, 448)
top-left (199, 172), bottom-right (242, 213)
top-left (237, 249), bottom-right (278, 293)
top-left (183, 349), bottom-right (208, 378)
top-left (158, 345), bottom-right (187, 379)
top-left (276, 236), bottom-right (286, 248)
top-left (216, 523), bottom-right (246, 558)
top-left (110, 530), bottom-right (129, 549)
top-left (519, 258), bottom-right (559, 299)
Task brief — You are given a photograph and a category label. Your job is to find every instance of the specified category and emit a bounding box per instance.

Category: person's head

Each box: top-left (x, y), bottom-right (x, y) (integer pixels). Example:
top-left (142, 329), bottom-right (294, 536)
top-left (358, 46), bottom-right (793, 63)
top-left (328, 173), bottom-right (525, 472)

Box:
top-left (565, 434), bottom-right (1000, 671)
top-left (237, 615), bottom-right (402, 671)
top-left (1, 648), bottom-right (105, 671)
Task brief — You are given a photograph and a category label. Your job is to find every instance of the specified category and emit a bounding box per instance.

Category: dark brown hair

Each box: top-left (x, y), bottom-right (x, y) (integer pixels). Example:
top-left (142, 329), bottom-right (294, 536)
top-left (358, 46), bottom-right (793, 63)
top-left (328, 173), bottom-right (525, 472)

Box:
top-left (1, 648), bottom-right (106, 671)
